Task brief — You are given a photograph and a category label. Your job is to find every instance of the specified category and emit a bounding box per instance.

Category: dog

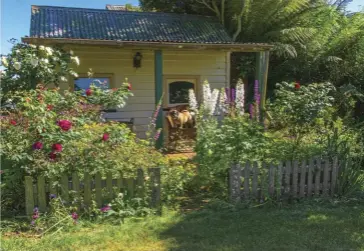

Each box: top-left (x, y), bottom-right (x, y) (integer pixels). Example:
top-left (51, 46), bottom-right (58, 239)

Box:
top-left (166, 106), bottom-right (195, 129)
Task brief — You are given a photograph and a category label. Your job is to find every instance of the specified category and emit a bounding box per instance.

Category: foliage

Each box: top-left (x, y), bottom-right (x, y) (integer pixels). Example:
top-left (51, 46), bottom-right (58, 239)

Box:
top-left (268, 82), bottom-right (335, 137)
top-left (192, 81), bottom-right (269, 190)
top-left (0, 40), bottom-right (79, 102)
top-left (30, 197), bottom-right (77, 235)
top-left (196, 116), bottom-right (268, 178)
top-left (193, 80), bottom-right (362, 197)
top-left (322, 122), bottom-right (364, 196)
top-left (100, 193), bottom-right (153, 224)
top-left (0, 83), bottom-right (166, 213)
top-left (161, 157), bottom-right (196, 205)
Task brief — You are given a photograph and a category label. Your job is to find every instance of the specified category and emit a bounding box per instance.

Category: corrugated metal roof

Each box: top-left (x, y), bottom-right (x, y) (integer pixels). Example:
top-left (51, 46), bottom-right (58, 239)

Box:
top-left (30, 5), bottom-right (235, 44)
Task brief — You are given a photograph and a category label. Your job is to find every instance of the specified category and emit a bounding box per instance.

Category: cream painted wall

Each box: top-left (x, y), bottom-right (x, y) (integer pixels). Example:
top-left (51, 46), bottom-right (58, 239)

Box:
top-left (63, 46), bottom-right (230, 138)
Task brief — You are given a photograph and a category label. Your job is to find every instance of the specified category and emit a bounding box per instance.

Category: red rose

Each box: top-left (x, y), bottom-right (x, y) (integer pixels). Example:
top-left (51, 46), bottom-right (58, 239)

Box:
top-left (32, 141), bottom-right (43, 150)
top-left (102, 133), bottom-right (110, 141)
top-left (57, 120), bottom-right (72, 131)
top-left (294, 82), bottom-right (301, 89)
top-left (52, 143), bottom-right (63, 152)
top-left (85, 89), bottom-right (92, 96)
top-left (47, 105), bottom-right (53, 111)
top-left (10, 120), bottom-right (17, 126)
top-left (49, 152), bottom-right (57, 160)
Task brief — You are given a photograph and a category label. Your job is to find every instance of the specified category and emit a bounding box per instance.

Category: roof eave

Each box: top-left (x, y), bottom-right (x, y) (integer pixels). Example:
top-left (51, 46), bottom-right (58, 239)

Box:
top-left (21, 37), bottom-right (273, 52)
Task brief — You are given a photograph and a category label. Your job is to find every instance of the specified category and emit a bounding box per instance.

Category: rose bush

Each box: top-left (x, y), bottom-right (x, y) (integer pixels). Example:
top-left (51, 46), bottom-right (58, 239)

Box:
top-left (0, 40), bottom-right (79, 103)
top-left (0, 83), bottom-right (166, 213)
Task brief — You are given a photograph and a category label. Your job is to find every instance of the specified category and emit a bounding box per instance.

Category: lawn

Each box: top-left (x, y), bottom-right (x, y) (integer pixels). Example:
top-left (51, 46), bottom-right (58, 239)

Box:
top-left (2, 198), bottom-right (364, 251)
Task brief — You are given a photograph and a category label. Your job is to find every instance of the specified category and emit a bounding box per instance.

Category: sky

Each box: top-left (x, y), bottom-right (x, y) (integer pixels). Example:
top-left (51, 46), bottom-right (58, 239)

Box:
top-left (0, 0), bottom-right (363, 55)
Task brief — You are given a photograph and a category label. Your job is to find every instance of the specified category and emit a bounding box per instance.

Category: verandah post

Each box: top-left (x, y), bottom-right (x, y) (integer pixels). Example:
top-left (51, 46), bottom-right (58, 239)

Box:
top-left (255, 51), bottom-right (270, 123)
top-left (154, 50), bottom-right (164, 149)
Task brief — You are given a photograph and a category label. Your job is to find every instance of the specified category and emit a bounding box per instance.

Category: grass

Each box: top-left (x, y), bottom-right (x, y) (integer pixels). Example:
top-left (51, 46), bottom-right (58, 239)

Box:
top-left (2, 199), bottom-right (364, 251)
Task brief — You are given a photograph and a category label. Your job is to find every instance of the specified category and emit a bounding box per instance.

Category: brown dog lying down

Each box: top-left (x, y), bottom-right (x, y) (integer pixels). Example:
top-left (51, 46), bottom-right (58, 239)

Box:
top-left (166, 105), bottom-right (195, 129)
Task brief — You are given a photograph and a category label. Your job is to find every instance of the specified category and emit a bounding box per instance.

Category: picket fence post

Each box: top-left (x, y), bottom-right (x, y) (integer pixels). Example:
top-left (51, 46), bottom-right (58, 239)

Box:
top-left (229, 163), bottom-right (242, 203)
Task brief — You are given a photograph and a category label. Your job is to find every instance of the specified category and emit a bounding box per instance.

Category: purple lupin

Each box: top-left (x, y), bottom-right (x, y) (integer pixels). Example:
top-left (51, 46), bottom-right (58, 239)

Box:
top-left (231, 88), bottom-right (236, 103)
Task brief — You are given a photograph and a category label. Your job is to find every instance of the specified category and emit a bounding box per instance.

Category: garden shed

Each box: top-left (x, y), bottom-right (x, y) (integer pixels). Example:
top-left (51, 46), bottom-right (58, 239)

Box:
top-left (22, 5), bottom-right (272, 148)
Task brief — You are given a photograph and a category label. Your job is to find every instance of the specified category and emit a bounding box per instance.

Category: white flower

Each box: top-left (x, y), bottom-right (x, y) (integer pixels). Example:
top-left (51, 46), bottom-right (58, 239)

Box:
top-left (15, 49), bottom-right (21, 54)
top-left (1, 56), bottom-right (8, 67)
top-left (45, 47), bottom-right (53, 55)
top-left (12, 74), bottom-right (20, 80)
top-left (73, 72), bottom-right (79, 78)
top-left (70, 50), bottom-right (74, 55)
top-left (202, 80), bottom-right (220, 115)
top-left (235, 79), bottom-right (245, 115)
top-left (39, 45), bottom-right (45, 50)
top-left (29, 44), bottom-right (36, 48)
top-left (42, 58), bottom-right (49, 64)
top-left (13, 62), bottom-right (21, 70)
top-left (30, 57), bottom-right (39, 67)
top-left (60, 76), bottom-right (67, 82)
top-left (209, 89), bottom-right (220, 115)
top-left (202, 80), bottom-right (212, 105)
top-left (188, 89), bottom-right (198, 112)
top-left (71, 56), bottom-right (80, 66)
top-left (87, 68), bottom-right (94, 77)
top-left (219, 88), bottom-right (229, 115)
top-left (118, 193), bottom-right (124, 198)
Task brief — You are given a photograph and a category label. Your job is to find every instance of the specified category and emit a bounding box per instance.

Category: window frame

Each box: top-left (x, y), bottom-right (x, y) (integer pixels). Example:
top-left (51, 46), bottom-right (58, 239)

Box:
top-left (71, 73), bottom-right (115, 91)
top-left (163, 75), bottom-right (200, 107)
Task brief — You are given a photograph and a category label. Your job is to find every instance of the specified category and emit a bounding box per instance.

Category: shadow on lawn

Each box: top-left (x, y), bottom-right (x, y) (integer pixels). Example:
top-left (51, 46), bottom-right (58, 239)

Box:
top-left (161, 200), bottom-right (364, 251)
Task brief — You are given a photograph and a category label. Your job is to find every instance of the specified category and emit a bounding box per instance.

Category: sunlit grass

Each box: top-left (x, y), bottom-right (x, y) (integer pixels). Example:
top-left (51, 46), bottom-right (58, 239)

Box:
top-left (2, 200), bottom-right (364, 251)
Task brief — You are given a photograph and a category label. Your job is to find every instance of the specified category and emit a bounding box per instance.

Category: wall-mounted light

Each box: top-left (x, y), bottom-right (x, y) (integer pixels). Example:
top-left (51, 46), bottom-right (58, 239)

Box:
top-left (133, 52), bottom-right (142, 68)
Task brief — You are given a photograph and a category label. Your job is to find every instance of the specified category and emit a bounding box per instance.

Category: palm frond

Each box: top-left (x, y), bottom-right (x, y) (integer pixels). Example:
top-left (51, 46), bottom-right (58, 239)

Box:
top-left (272, 43), bottom-right (298, 58)
top-left (265, 27), bottom-right (317, 43)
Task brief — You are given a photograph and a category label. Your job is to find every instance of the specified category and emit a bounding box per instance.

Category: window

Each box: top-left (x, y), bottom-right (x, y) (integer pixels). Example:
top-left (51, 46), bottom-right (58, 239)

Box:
top-left (74, 77), bottom-right (111, 95)
top-left (168, 81), bottom-right (195, 104)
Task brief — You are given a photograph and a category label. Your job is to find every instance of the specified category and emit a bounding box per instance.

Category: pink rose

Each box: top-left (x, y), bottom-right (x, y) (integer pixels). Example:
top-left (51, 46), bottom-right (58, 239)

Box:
top-left (57, 120), bottom-right (72, 131)
top-left (102, 133), bottom-right (110, 141)
top-left (52, 143), bottom-right (63, 152)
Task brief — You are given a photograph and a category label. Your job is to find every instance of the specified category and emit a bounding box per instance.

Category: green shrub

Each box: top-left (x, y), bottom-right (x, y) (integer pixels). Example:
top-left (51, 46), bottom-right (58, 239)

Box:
top-left (161, 157), bottom-right (196, 205)
top-left (0, 84), bottom-right (166, 214)
top-left (100, 193), bottom-right (153, 224)
top-left (1, 40), bottom-right (79, 101)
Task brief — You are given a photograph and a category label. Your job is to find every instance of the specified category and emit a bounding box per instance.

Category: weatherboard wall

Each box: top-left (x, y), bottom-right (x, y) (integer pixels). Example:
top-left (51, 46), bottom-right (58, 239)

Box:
top-left (60, 46), bottom-right (229, 138)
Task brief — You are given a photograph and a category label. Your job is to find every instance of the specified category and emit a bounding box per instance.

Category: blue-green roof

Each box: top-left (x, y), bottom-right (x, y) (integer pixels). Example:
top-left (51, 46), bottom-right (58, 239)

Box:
top-left (29, 5), bottom-right (235, 44)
